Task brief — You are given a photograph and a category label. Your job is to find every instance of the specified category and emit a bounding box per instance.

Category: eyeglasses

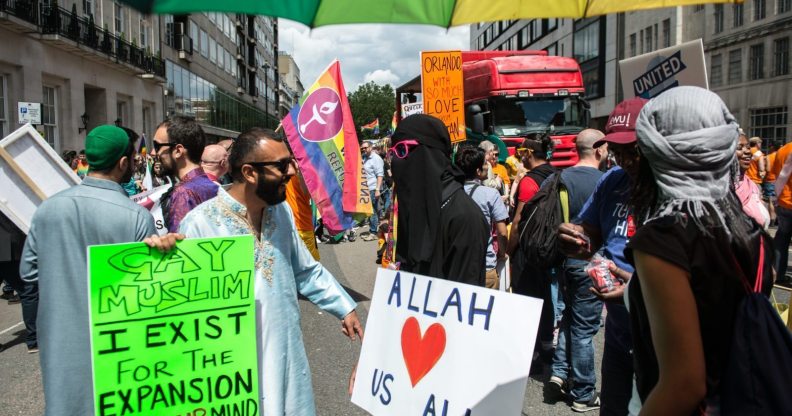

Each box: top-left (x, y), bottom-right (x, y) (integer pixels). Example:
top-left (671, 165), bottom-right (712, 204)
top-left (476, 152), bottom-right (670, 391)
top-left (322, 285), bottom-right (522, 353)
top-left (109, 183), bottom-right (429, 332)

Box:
top-left (244, 157), bottom-right (296, 173)
top-left (152, 141), bottom-right (179, 151)
top-left (388, 140), bottom-right (420, 159)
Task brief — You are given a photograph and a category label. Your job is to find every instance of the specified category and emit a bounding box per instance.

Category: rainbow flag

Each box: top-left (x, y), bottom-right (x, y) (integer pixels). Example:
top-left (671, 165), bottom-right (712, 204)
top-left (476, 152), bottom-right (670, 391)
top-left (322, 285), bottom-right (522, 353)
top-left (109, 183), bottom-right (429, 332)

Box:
top-left (361, 118), bottom-right (379, 133)
top-left (282, 60), bottom-right (372, 233)
top-left (137, 134), bottom-right (147, 157)
top-left (391, 111), bottom-right (397, 132)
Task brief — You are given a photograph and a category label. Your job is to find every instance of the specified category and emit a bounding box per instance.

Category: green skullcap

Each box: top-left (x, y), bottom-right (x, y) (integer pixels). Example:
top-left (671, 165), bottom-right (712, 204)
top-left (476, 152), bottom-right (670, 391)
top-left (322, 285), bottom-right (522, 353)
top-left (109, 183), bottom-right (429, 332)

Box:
top-left (85, 125), bottom-right (130, 171)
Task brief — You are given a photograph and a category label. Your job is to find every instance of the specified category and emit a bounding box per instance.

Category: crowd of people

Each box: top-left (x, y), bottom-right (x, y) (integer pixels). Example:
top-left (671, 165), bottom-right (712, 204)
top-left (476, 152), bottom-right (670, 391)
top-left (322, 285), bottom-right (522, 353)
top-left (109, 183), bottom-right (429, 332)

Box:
top-left (0, 85), bottom-right (790, 415)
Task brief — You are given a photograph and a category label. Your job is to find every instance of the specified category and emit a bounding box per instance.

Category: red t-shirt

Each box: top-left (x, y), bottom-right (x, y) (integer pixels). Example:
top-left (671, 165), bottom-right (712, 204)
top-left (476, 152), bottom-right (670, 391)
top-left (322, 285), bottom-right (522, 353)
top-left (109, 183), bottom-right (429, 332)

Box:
top-left (517, 176), bottom-right (541, 203)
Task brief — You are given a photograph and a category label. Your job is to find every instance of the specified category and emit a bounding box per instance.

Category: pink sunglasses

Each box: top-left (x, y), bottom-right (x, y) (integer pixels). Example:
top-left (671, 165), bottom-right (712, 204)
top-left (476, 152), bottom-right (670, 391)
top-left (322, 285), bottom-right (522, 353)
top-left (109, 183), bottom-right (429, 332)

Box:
top-left (389, 140), bottom-right (420, 159)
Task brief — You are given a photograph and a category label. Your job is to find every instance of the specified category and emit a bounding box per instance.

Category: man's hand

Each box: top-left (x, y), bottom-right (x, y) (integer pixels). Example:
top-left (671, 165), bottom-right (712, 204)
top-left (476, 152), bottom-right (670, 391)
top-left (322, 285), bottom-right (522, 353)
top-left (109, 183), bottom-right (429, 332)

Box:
top-left (590, 262), bottom-right (633, 303)
top-left (341, 310), bottom-right (364, 341)
top-left (375, 190), bottom-right (381, 200)
top-left (558, 223), bottom-right (591, 257)
top-left (144, 233), bottom-right (185, 253)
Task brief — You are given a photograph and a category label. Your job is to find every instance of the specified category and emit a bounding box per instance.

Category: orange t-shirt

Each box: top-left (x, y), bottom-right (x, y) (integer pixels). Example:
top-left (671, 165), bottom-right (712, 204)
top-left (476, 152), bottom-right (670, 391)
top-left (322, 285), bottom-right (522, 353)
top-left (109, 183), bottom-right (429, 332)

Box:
top-left (492, 163), bottom-right (511, 186)
top-left (770, 144), bottom-right (792, 209)
top-left (745, 150), bottom-right (764, 185)
top-left (765, 152), bottom-right (777, 182)
top-left (285, 176), bottom-right (314, 231)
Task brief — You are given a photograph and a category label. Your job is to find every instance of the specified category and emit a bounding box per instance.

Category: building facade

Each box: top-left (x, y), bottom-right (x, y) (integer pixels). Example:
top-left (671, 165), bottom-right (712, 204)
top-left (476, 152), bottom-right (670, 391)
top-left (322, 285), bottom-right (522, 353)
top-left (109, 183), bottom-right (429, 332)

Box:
top-left (161, 12), bottom-right (279, 141)
top-left (277, 51), bottom-right (304, 118)
top-left (0, 0), bottom-right (165, 152)
top-left (471, 2), bottom-right (792, 145)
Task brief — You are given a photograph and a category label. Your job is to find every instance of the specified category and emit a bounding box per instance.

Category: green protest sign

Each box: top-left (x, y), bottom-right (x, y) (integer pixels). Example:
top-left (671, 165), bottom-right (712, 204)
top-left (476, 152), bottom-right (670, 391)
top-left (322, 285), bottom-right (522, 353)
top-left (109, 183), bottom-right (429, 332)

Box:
top-left (88, 235), bottom-right (259, 416)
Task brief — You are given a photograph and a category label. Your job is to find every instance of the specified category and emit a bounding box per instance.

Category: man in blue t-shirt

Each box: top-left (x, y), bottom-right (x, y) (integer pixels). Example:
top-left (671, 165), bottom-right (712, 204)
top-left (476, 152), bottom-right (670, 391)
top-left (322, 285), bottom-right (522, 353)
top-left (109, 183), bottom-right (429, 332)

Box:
top-left (558, 97), bottom-right (647, 416)
top-left (454, 146), bottom-right (509, 289)
top-left (544, 129), bottom-right (608, 412)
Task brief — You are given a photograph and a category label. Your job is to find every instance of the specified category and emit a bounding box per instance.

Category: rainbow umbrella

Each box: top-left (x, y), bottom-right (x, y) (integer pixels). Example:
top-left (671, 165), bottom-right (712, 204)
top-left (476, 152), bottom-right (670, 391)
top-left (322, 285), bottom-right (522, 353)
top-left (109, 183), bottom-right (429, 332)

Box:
top-left (122, 0), bottom-right (741, 27)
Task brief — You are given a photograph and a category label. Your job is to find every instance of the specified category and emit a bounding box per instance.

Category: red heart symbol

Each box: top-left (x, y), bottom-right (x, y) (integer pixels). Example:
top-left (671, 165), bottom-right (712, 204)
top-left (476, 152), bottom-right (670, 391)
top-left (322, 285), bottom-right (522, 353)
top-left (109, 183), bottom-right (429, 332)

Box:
top-left (401, 316), bottom-right (446, 387)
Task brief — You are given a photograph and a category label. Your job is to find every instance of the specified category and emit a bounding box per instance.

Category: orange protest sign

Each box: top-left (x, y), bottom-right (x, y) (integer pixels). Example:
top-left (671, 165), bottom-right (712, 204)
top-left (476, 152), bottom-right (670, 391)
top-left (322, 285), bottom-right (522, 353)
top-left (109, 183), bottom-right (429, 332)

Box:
top-left (421, 51), bottom-right (466, 143)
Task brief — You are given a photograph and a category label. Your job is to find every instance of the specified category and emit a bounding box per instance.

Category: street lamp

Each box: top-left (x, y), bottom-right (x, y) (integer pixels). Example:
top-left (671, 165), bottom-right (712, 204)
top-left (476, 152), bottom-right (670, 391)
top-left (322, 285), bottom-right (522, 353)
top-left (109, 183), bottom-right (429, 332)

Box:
top-left (261, 62), bottom-right (270, 128)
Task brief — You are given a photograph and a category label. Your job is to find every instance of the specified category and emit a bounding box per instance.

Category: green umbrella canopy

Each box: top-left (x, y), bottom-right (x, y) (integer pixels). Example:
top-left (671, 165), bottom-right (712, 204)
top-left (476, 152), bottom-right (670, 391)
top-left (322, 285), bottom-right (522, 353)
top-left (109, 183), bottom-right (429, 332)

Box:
top-left (120, 0), bottom-right (741, 28)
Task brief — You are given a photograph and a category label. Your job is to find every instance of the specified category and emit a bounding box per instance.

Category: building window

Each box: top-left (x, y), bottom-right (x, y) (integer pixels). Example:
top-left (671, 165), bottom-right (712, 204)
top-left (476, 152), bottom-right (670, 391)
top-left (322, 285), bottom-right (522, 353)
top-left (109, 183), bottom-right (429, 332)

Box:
top-left (640, 29), bottom-right (645, 53)
top-left (0, 76), bottom-right (6, 137)
top-left (189, 21), bottom-right (198, 47)
top-left (774, 38), bottom-right (790, 76)
top-left (754, 0), bottom-right (766, 20)
top-left (749, 43), bottom-right (764, 80)
top-left (694, 4), bottom-right (705, 12)
top-left (545, 42), bottom-right (558, 55)
top-left (750, 107), bottom-right (788, 146)
top-left (200, 30), bottom-right (208, 57)
top-left (711, 54), bottom-right (723, 86)
top-left (547, 18), bottom-right (557, 32)
top-left (574, 17), bottom-right (605, 98)
top-left (728, 49), bottom-right (742, 84)
top-left (781, 0), bottom-right (792, 13)
top-left (209, 38), bottom-right (217, 63)
top-left (714, 5), bottom-right (724, 34)
top-left (114, 2), bottom-right (124, 35)
top-left (733, 3), bottom-right (744, 27)
top-left (42, 86), bottom-right (58, 150)
top-left (82, 0), bottom-right (93, 16)
top-left (139, 19), bottom-right (148, 49)
top-left (645, 26), bottom-right (653, 52)
top-left (630, 33), bottom-right (637, 57)
top-left (662, 19), bottom-right (671, 48)
top-left (164, 15), bottom-right (173, 46)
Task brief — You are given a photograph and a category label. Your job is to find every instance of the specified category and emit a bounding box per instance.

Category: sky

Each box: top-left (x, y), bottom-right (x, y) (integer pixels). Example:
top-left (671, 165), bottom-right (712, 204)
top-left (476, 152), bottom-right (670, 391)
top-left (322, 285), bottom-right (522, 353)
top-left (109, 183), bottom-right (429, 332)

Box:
top-left (278, 21), bottom-right (470, 92)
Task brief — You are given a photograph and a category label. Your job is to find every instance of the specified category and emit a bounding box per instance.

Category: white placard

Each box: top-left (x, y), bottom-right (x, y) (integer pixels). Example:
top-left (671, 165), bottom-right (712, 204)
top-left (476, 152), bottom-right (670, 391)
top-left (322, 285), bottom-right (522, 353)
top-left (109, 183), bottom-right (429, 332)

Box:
top-left (402, 102), bottom-right (424, 118)
top-left (351, 268), bottom-right (542, 415)
top-left (619, 39), bottom-right (708, 100)
top-left (17, 102), bottom-right (42, 125)
top-left (0, 124), bottom-right (80, 233)
top-left (131, 184), bottom-right (171, 236)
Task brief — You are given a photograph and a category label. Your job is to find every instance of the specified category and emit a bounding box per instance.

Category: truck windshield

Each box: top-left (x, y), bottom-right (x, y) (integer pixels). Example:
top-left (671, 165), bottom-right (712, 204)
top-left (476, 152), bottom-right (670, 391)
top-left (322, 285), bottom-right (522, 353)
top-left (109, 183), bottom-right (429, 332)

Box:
top-left (491, 96), bottom-right (586, 136)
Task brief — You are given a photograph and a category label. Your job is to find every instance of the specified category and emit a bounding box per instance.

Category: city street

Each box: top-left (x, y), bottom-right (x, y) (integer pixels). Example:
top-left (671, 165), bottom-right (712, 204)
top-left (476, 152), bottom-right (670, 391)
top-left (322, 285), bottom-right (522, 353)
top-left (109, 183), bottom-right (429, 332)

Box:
top-left (0, 237), bottom-right (789, 415)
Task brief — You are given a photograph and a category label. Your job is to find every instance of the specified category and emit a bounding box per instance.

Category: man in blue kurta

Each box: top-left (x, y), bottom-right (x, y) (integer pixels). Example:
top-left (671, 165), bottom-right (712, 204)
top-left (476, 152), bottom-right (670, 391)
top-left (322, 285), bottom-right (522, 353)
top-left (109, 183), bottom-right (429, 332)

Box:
top-left (178, 127), bottom-right (363, 415)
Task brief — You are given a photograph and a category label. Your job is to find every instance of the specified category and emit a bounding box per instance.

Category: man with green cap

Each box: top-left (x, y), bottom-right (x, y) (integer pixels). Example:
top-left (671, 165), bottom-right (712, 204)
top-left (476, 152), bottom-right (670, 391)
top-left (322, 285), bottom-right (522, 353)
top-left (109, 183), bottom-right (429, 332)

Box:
top-left (19, 125), bottom-right (172, 415)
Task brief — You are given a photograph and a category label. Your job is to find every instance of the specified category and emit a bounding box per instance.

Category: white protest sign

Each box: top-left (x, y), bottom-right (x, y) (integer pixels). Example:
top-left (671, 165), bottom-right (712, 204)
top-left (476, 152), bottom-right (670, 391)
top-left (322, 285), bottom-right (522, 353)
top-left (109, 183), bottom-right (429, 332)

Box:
top-left (131, 184), bottom-right (171, 236)
top-left (619, 39), bottom-right (708, 100)
top-left (351, 268), bottom-right (543, 415)
top-left (402, 102), bottom-right (424, 118)
top-left (0, 123), bottom-right (80, 233)
top-left (17, 102), bottom-right (42, 125)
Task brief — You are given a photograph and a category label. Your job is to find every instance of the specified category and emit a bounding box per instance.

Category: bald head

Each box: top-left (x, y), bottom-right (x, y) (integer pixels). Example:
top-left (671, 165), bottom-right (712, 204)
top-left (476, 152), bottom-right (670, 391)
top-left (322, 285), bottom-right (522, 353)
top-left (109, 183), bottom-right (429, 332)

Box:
top-left (575, 129), bottom-right (605, 159)
top-left (201, 144), bottom-right (228, 178)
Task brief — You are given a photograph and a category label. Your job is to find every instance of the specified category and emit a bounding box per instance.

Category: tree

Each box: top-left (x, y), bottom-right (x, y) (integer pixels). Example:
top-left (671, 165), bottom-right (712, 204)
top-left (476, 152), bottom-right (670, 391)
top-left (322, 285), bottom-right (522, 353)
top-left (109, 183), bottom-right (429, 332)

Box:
top-left (347, 81), bottom-right (395, 142)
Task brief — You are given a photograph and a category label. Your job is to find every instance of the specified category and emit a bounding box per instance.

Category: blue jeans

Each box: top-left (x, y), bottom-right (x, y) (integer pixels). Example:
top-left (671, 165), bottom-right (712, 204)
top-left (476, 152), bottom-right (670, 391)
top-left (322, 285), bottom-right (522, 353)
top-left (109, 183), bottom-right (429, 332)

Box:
top-left (0, 260), bottom-right (38, 348)
top-left (774, 206), bottom-right (792, 281)
top-left (551, 259), bottom-right (603, 402)
top-left (368, 190), bottom-right (380, 234)
top-left (380, 188), bottom-right (392, 218)
top-left (550, 267), bottom-right (565, 325)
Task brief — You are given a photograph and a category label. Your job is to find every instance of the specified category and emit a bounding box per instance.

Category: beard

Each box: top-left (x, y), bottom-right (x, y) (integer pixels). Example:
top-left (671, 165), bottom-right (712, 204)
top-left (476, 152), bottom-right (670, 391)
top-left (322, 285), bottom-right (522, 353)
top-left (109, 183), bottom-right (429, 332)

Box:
top-left (120, 158), bottom-right (135, 184)
top-left (255, 175), bottom-right (290, 205)
top-left (158, 154), bottom-right (176, 177)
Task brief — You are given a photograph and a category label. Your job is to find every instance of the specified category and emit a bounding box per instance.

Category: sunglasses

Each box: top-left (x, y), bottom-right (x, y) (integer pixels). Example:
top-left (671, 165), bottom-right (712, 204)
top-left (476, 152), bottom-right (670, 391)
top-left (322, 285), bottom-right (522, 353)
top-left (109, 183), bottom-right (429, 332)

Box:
top-left (388, 140), bottom-right (420, 159)
top-left (245, 157), bottom-right (296, 173)
top-left (152, 141), bottom-right (179, 151)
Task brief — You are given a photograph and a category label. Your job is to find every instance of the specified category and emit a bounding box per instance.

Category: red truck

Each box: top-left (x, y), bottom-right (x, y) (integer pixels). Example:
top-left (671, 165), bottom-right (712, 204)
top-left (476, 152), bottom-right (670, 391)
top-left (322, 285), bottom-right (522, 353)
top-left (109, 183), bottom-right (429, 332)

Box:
top-left (396, 50), bottom-right (590, 167)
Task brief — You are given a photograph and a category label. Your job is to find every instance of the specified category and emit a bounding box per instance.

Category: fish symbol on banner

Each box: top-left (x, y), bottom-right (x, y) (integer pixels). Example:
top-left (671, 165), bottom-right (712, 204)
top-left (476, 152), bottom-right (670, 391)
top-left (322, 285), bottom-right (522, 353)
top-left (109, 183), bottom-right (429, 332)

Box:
top-left (300, 100), bottom-right (339, 134)
top-left (401, 316), bottom-right (446, 387)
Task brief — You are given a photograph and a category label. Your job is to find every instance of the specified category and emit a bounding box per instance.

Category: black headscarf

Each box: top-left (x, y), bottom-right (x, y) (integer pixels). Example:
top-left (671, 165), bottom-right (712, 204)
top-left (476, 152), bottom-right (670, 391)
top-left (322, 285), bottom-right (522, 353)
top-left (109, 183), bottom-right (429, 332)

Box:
top-left (391, 114), bottom-right (465, 269)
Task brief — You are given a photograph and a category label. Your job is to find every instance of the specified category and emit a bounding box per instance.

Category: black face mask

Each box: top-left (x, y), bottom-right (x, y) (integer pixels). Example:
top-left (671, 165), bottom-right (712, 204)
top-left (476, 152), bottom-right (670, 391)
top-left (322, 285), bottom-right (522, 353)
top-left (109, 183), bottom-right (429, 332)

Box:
top-left (254, 171), bottom-right (291, 205)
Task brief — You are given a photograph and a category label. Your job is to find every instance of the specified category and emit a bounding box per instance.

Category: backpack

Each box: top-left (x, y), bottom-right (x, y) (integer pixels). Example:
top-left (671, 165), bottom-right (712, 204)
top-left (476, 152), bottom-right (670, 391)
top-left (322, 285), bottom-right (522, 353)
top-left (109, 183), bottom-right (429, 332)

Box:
top-left (516, 172), bottom-right (570, 270)
top-left (721, 239), bottom-right (792, 415)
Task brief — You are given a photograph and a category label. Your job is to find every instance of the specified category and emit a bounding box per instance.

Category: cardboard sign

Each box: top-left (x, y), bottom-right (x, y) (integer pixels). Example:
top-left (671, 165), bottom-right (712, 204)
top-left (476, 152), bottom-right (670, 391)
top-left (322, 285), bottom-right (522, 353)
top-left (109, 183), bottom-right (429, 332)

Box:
top-left (18, 102), bottom-right (42, 125)
top-left (421, 51), bottom-right (467, 143)
top-left (351, 269), bottom-right (542, 415)
top-left (402, 102), bottom-right (424, 118)
top-left (0, 123), bottom-right (80, 233)
top-left (88, 236), bottom-right (260, 416)
top-left (619, 39), bottom-right (708, 99)
top-left (131, 184), bottom-right (172, 236)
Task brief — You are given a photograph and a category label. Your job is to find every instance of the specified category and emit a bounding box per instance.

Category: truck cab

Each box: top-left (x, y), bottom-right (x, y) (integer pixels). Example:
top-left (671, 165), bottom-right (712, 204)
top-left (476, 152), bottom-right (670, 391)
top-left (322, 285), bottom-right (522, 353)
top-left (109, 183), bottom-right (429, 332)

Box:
top-left (463, 51), bottom-right (589, 167)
